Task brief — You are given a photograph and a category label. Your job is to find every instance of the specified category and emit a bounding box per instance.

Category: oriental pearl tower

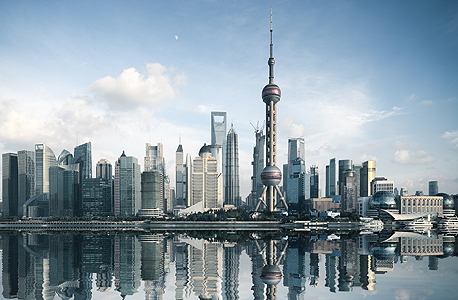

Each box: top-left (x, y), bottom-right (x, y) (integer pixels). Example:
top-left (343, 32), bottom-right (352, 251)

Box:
top-left (255, 9), bottom-right (288, 213)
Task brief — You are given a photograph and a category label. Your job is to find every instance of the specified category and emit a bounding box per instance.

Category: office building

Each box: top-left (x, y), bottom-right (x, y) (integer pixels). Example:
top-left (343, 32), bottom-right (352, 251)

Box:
top-left (250, 127), bottom-right (265, 209)
top-left (17, 150), bottom-right (35, 217)
top-left (209, 144), bottom-right (224, 206)
top-left (145, 142), bottom-right (165, 173)
top-left (74, 143), bottom-right (92, 213)
top-left (400, 187), bottom-right (408, 196)
top-left (138, 171), bottom-right (163, 217)
top-left (2, 153), bottom-right (18, 216)
top-left (225, 124), bottom-right (241, 206)
top-left (329, 158), bottom-right (337, 196)
top-left (310, 164), bottom-right (319, 199)
top-left (114, 151), bottom-right (141, 216)
top-left (35, 144), bottom-right (57, 195)
top-left (341, 170), bottom-right (357, 213)
top-left (338, 159), bottom-right (352, 196)
top-left (284, 137), bottom-right (305, 201)
top-left (82, 177), bottom-right (112, 217)
top-left (192, 144), bottom-right (221, 209)
top-left (325, 165), bottom-right (330, 197)
top-left (353, 164), bottom-right (362, 197)
top-left (360, 160), bottom-right (376, 197)
top-left (211, 111), bottom-right (227, 199)
top-left (49, 163), bottom-right (80, 217)
top-left (429, 181), bottom-right (438, 196)
top-left (286, 158), bottom-right (309, 213)
top-left (185, 153), bottom-right (192, 207)
top-left (371, 177), bottom-right (394, 194)
top-left (96, 158), bottom-right (112, 180)
top-left (176, 143), bottom-right (185, 207)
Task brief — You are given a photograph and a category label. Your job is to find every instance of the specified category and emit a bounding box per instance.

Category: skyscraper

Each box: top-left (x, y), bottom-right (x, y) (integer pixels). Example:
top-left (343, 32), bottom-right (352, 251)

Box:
top-left (429, 181), bottom-right (438, 196)
top-left (185, 153), bottom-right (192, 207)
top-left (284, 138), bottom-right (305, 202)
top-left (329, 158), bottom-right (337, 196)
top-left (192, 144), bottom-right (221, 209)
top-left (74, 142), bottom-right (92, 180)
top-left (82, 177), bottom-right (112, 217)
top-left (17, 150), bottom-right (35, 217)
top-left (338, 159), bottom-right (352, 196)
top-left (225, 123), bottom-right (241, 206)
top-left (176, 143), bottom-right (185, 207)
top-left (360, 160), bottom-right (376, 197)
top-left (250, 127), bottom-right (265, 209)
top-left (138, 170), bottom-right (163, 217)
top-left (341, 170), bottom-right (357, 213)
top-left (211, 112), bottom-right (227, 147)
top-left (96, 159), bottom-right (112, 180)
top-left (310, 164), bottom-right (319, 199)
top-left (49, 163), bottom-right (79, 217)
top-left (325, 164), bottom-right (330, 197)
top-left (145, 142), bottom-right (165, 173)
top-left (255, 11), bottom-right (287, 212)
top-left (35, 144), bottom-right (57, 195)
top-left (114, 151), bottom-right (141, 216)
top-left (2, 153), bottom-right (18, 216)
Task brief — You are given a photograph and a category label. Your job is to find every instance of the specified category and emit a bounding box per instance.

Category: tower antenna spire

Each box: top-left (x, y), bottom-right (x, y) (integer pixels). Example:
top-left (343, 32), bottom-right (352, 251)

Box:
top-left (268, 7), bottom-right (275, 84)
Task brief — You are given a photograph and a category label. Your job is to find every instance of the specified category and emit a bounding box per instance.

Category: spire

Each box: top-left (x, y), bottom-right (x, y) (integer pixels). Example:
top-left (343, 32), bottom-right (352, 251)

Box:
top-left (268, 7), bottom-right (275, 84)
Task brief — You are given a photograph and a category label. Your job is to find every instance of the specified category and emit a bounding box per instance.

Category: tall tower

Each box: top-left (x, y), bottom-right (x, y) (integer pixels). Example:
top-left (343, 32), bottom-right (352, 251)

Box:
top-left (255, 9), bottom-right (288, 212)
top-left (225, 123), bottom-right (241, 206)
top-left (176, 141), bottom-right (185, 207)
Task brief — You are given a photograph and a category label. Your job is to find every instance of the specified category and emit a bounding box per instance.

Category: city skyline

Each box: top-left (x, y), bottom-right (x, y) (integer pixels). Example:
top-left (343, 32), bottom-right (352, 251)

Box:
top-left (1, 1), bottom-right (457, 198)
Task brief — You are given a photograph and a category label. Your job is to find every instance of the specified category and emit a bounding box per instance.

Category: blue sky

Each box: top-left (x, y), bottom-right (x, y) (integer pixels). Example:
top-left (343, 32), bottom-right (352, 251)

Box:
top-left (1, 0), bottom-right (457, 198)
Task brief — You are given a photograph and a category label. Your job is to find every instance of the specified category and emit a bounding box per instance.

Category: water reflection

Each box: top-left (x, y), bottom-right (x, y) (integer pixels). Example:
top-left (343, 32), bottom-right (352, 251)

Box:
top-left (0, 230), bottom-right (457, 299)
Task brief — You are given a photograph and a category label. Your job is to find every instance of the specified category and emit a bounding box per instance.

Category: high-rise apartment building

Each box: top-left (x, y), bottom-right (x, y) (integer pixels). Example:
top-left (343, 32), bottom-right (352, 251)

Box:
top-left (35, 144), bottom-right (57, 195)
top-left (360, 161), bottom-right (376, 197)
top-left (192, 145), bottom-right (221, 209)
top-left (310, 164), bottom-right (319, 199)
top-left (175, 143), bottom-right (185, 207)
top-left (429, 181), bottom-right (438, 196)
top-left (17, 150), bottom-right (35, 217)
top-left (225, 124), bottom-right (241, 206)
top-left (338, 159), bottom-right (352, 196)
top-left (2, 153), bottom-right (18, 216)
top-left (114, 151), bottom-right (141, 216)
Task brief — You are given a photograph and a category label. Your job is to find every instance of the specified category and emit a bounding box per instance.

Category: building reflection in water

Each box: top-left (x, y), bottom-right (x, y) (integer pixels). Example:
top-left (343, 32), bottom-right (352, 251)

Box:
top-left (0, 231), bottom-right (456, 300)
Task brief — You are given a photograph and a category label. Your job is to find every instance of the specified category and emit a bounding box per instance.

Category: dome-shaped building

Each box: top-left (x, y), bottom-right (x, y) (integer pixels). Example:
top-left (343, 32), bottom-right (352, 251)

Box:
top-left (370, 191), bottom-right (397, 209)
top-left (198, 143), bottom-right (212, 157)
top-left (436, 192), bottom-right (456, 217)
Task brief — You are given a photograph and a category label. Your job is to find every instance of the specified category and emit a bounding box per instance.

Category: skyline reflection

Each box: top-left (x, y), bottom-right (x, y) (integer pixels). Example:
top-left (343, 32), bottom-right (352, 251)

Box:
top-left (0, 230), bottom-right (457, 299)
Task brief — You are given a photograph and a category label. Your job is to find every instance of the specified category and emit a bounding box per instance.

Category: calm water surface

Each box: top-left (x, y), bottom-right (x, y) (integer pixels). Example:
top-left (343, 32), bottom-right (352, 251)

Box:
top-left (0, 230), bottom-right (457, 300)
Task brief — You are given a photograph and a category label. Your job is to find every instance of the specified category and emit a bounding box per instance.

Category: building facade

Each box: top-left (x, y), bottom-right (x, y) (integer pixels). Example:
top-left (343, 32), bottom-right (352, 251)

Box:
top-left (82, 177), bottom-right (112, 217)
top-left (114, 151), bottom-right (141, 216)
top-left (310, 164), bottom-right (319, 199)
top-left (17, 150), bottom-right (35, 217)
top-left (225, 124), bottom-right (241, 207)
top-left (338, 159), bottom-right (352, 196)
top-left (138, 171), bottom-right (163, 217)
top-left (360, 160), bottom-right (376, 197)
top-left (192, 146), bottom-right (221, 209)
top-left (35, 144), bottom-right (57, 195)
top-left (2, 153), bottom-right (18, 216)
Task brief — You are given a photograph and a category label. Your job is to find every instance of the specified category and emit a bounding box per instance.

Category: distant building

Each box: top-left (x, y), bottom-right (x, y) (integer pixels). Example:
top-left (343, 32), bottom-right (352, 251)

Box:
top-left (310, 198), bottom-right (341, 213)
top-left (352, 164), bottom-right (362, 198)
top-left (399, 195), bottom-right (443, 217)
top-left (184, 153), bottom-right (192, 207)
top-left (192, 144), bottom-right (221, 209)
top-left (96, 159), bottom-right (112, 180)
top-left (329, 158), bottom-right (337, 196)
top-left (138, 171), bottom-right (163, 217)
top-left (18, 150), bottom-right (35, 217)
top-left (284, 138), bottom-right (305, 202)
top-left (145, 143), bottom-right (165, 173)
top-left (325, 164), bottom-right (330, 197)
top-left (338, 159), bottom-right (352, 196)
top-left (82, 177), bottom-right (112, 217)
top-left (211, 111), bottom-right (227, 198)
top-left (310, 164), bottom-right (319, 199)
top-left (175, 143), bottom-right (185, 207)
top-left (49, 163), bottom-right (80, 217)
top-left (400, 187), bottom-right (408, 196)
top-left (415, 191), bottom-right (424, 196)
top-left (35, 144), bottom-right (57, 195)
top-left (249, 128), bottom-right (265, 209)
top-left (360, 161), bottom-right (376, 197)
top-left (429, 181), bottom-right (438, 196)
top-left (2, 153), bottom-right (18, 216)
top-left (114, 151), bottom-right (141, 216)
top-left (341, 170), bottom-right (357, 213)
top-left (287, 158), bottom-right (309, 213)
top-left (225, 124), bottom-right (241, 207)
top-left (371, 177), bottom-right (394, 195)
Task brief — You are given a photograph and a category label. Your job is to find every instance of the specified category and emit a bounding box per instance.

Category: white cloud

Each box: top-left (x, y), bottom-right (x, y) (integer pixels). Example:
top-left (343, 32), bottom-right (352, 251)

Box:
top-left (356, 154), bottom-right (377, 163)
top-left (90, 63), bottom-right (186, 110)
top-left (406, 93), bottom-right (417, 101)
top-left (421, 100), bottom-right (434, 105)
top-left (279, 118), bottom-right (308, 139)
top-left (391, 150), bottom-right (434, 165)
top-left (442, 130), bottom-right (458, 151)
top-left (392, 141), bottom-right (420, 150)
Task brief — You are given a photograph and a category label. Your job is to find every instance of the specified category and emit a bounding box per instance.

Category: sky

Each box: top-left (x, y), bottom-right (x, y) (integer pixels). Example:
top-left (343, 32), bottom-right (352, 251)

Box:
top-left (1, 0), bottom-right (457, 199)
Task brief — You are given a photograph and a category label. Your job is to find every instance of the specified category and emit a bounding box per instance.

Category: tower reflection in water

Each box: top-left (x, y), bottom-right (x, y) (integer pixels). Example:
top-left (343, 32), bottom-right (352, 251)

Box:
top-left (0, 231), bottom-right (456, 300)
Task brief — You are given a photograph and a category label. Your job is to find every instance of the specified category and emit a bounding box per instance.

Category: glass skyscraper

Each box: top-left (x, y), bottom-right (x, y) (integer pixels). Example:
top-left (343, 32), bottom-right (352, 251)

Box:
top-left (2, 153), bottom-right (18, 216)
top-left (225, 124), bottom-right (241, 206)
top-left (18, 150), bottom-right (35, 217)
top-left (35, 144), bottom-right (57, 195)
top-left (114, 151), bottom-right (141, 216)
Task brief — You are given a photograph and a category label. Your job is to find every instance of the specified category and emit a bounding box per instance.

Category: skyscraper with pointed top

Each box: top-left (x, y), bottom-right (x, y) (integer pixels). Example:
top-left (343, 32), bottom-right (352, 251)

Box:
top-left (255, 9), bottom-right (288, 212)
top-left (225, 123), bottom-right (241, 206)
